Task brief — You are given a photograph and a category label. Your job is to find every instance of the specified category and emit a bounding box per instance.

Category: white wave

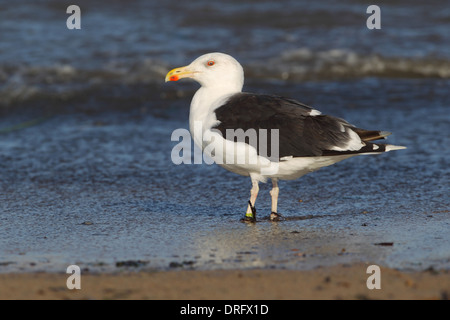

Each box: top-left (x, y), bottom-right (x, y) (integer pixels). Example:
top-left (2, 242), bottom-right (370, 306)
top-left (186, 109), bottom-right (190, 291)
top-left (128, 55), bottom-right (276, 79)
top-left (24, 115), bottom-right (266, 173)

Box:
top-left (246, 48), bottom-right (450, 80)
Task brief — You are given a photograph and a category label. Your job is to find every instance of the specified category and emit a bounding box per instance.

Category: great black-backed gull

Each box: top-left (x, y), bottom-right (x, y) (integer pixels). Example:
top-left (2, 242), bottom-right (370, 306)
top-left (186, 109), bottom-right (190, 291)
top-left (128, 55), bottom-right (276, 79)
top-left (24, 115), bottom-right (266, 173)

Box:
top-left (165, 52), bottom-right (405, 222)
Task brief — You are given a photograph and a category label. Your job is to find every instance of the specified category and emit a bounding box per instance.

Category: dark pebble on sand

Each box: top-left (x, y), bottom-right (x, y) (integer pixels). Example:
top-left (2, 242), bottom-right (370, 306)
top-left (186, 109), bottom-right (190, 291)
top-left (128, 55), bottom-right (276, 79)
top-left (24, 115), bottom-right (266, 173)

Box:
top-left (115, 260), bottom-right (148, 268)
top-left (374, 242), bottom-right (394, 246)
top-left (169, 262), bottom-right (183, 268)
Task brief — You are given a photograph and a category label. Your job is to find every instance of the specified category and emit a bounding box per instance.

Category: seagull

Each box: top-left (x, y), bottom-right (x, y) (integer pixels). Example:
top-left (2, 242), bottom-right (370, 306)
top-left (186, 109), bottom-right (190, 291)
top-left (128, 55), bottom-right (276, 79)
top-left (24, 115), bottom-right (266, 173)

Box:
top-left (165, 52), bottom-right (405, 222)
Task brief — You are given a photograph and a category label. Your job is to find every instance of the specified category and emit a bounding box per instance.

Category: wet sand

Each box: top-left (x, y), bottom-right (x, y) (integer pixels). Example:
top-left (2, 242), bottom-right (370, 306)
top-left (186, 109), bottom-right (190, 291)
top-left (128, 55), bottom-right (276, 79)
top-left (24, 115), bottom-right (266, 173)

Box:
top-left (1, 263), bottom-right (448, 300)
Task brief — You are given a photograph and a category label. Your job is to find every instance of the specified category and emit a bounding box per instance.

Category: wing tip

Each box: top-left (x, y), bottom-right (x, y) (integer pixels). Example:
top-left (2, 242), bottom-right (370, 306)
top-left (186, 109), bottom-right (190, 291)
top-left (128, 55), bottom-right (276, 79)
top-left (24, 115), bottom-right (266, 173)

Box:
top-left (385, 144), bottom-right (407, 152)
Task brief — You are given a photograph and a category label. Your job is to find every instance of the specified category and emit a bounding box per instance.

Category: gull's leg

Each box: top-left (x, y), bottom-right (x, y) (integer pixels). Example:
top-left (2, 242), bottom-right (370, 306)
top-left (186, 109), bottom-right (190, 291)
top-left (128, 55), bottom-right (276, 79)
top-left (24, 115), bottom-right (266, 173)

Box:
top-left (243, 178), bottom-right (259, 222)
top-left (270, 178), bottom-right (279, 213)
top-left (269, 178), bottom-right (283, 221)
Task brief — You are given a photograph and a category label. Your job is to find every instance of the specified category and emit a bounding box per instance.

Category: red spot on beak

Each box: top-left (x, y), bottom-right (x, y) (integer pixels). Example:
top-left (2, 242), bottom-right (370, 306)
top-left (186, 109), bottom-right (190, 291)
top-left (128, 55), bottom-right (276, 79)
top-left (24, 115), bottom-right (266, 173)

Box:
top-left (170, 75), bottom-right (179, 81)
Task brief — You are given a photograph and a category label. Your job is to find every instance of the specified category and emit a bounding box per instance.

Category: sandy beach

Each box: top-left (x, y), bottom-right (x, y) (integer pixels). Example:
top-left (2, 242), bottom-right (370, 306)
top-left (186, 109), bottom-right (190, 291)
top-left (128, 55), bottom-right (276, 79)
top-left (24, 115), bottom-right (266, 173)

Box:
top-left (1, 263), bottom-right (448, 300)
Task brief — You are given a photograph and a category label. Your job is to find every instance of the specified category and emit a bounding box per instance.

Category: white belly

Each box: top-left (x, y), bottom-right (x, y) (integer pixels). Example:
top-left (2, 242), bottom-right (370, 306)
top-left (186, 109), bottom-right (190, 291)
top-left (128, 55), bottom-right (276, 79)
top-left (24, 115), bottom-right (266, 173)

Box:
top-left (200, 129), bottom-right (355, 182)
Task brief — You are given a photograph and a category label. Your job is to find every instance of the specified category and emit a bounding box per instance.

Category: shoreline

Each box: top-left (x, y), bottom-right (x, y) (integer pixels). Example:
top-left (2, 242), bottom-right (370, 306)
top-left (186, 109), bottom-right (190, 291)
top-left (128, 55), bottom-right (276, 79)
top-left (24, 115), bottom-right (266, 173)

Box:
top-left (1, 263), bottom-right (448, 300)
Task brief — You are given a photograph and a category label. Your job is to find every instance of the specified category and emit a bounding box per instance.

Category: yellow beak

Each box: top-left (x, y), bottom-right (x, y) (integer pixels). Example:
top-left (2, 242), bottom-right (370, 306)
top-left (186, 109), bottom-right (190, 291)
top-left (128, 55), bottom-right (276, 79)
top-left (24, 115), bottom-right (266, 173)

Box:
top-left (165, 66), bottom-right (195, 82)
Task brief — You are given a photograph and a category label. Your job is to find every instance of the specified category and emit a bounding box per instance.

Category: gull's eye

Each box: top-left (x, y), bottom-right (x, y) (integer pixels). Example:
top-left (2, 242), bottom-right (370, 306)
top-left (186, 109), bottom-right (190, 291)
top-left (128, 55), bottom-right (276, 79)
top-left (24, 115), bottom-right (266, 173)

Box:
top-left (207, 60), bottom-right (215, 67)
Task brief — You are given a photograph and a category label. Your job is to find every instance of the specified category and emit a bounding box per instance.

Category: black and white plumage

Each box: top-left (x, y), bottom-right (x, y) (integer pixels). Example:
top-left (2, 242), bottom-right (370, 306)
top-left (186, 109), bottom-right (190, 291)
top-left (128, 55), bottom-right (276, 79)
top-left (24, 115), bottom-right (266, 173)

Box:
top-left (165, 52), bottom-right (405, 221)
top-left (214, 93), bottom-right (394, 157)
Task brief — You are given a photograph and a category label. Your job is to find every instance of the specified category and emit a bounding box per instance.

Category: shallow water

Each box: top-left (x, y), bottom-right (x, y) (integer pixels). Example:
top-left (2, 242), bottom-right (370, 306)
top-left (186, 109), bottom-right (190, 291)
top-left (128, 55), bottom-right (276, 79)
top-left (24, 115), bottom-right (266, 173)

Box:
top-left (0, 1), bottom-right (449, 273)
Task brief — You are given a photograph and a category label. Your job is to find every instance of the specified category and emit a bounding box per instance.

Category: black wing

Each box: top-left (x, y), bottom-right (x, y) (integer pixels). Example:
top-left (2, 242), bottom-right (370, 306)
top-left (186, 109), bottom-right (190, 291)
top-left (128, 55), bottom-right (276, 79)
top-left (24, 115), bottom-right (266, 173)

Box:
top-left (213, 93), bottom-right (388, 158)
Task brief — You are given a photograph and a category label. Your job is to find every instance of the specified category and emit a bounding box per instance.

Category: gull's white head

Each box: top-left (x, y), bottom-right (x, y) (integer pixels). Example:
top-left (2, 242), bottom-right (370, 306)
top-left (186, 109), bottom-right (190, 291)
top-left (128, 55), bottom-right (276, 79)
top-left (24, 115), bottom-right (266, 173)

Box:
top-left (165, 52), bottom-right (244, 92)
